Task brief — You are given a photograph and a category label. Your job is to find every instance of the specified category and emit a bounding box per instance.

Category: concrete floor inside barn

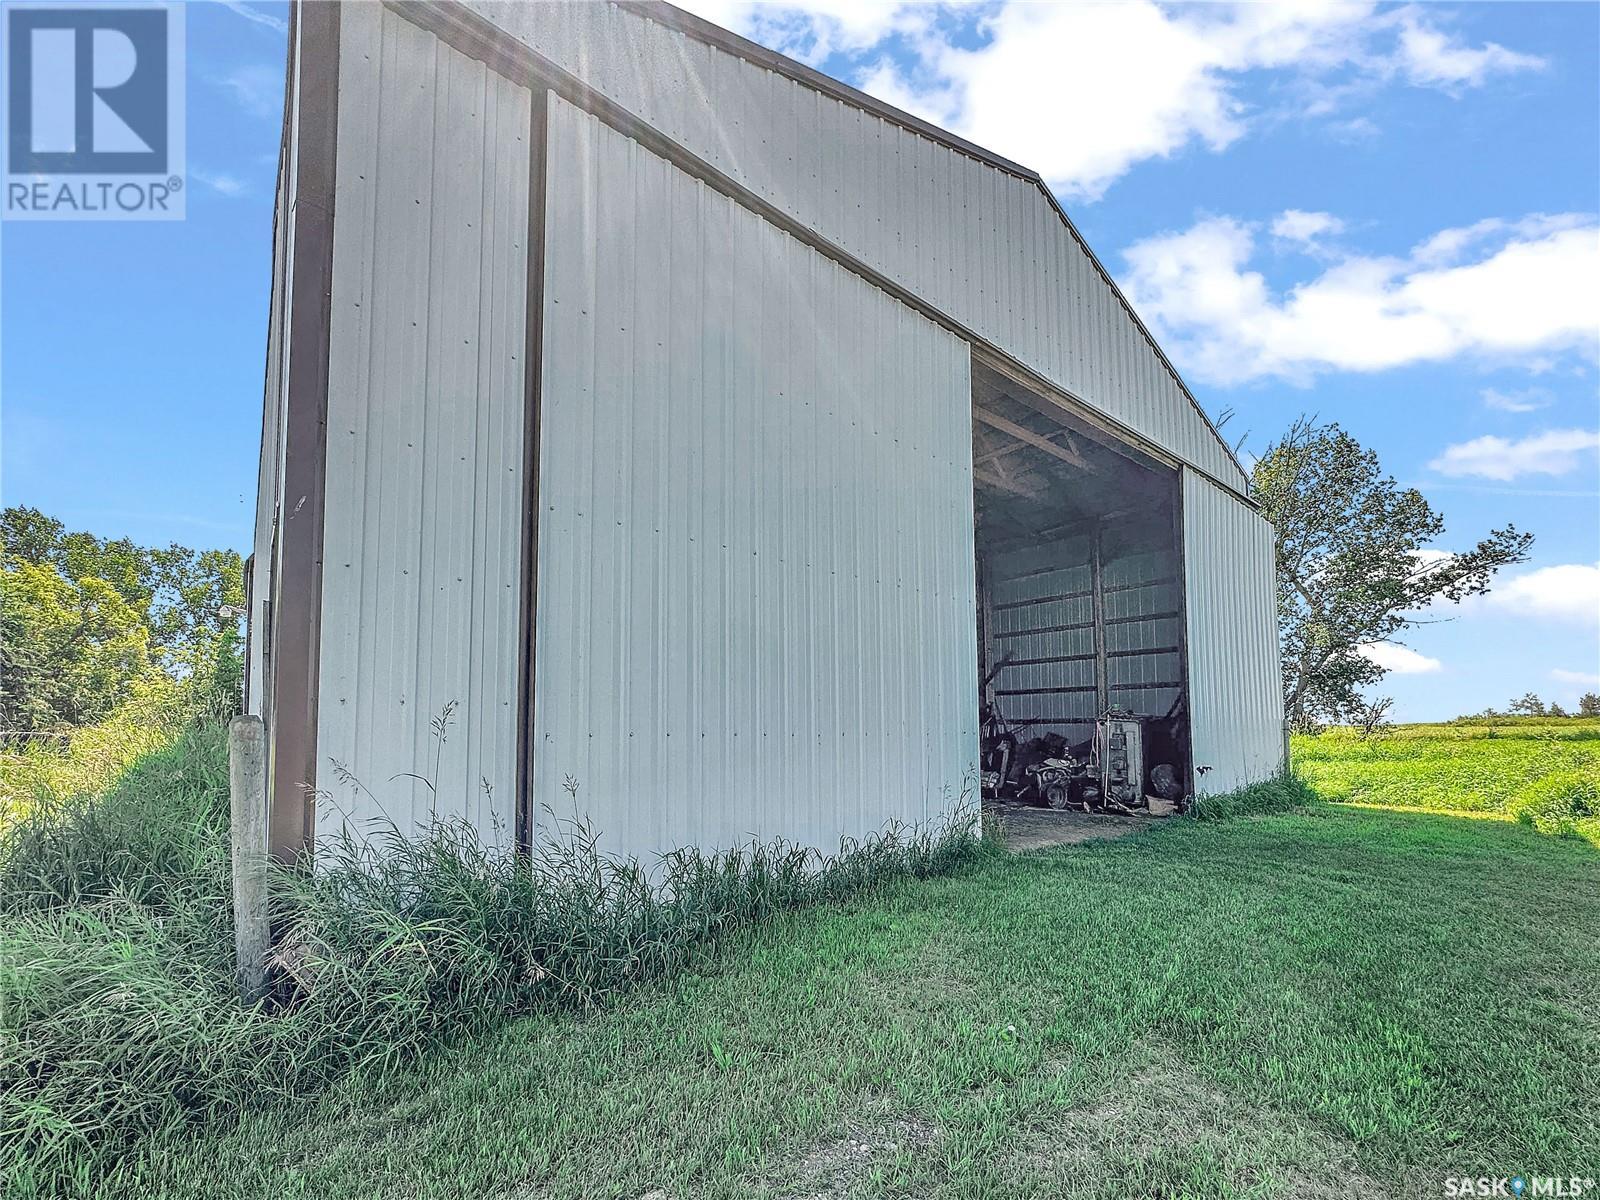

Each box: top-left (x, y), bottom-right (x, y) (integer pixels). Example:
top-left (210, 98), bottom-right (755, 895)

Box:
top-left (984, 798), bottom-right (1159, 851)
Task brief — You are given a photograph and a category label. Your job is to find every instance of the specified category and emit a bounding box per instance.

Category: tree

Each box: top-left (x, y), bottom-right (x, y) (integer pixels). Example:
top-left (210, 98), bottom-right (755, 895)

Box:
top-left (1580, 693), bottom-right (1600, 717)
top-left (0, 559), bottom-right (151, 729)
top-left (0, 506), bottom-right (245, 731)
top-left (1252, 419), bottom-right (1533, 731)
top-left (1355, 696), bottom-right (1393, 739)
top-left (1509, 693), bottom-right (1547, 717)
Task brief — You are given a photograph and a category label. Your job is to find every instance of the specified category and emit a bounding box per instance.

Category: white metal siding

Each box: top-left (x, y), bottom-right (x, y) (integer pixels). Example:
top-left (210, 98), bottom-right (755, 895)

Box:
top-left (1182, 470), bottom-right (1284, 794)
top-left (464, 0), bottom-right (1247, 493)
top-left (535, 96), bottom-right (978, 861)
top-left (247, 138), bottom-right (289, 718)
top-left (312, 4), bottom-right (530, 847)
top-left (988, 534), bottom-right (1096, 743)
top-left (249, 15), bottom-right (302, 719)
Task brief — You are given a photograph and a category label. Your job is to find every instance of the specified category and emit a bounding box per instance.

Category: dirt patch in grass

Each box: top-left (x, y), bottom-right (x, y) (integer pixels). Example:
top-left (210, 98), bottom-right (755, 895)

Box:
top-left (1005, 1052), bottom-right (1385, 1198)
top-left (777, 1113), bottom-right (943, 1200)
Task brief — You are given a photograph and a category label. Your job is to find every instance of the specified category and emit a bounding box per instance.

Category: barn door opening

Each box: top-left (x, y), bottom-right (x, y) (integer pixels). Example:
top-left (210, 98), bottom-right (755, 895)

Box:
top-left (971, 360), bottom-right (1192, 825)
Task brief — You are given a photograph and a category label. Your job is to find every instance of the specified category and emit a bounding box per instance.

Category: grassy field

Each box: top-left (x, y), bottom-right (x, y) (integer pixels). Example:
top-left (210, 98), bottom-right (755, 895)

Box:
top-left (108, 782), bottom-right (1598, 1197)
top-left (9, 720), bottom-right (1599, 1199)
top-left (1295, 717), bottom-right (1600, 844)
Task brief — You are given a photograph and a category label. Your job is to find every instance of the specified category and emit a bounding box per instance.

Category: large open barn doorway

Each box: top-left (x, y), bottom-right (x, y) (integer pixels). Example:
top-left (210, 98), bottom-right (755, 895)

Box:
top-left (971, 359), bottom-right (1193, 826)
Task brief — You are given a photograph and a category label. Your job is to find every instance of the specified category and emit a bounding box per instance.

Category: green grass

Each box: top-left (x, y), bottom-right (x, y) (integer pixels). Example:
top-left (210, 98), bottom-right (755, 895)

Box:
top-left (10, 721), bottom-right (1599, 1198)
top-left (0, 680), bottom-right (196, 832)
top-left (1294, 717), bottom-right (1600, 843)
top-left (1, 724), bottom-right (987, 1198)
top-left (92, 804), bottom-right (1599, 1200)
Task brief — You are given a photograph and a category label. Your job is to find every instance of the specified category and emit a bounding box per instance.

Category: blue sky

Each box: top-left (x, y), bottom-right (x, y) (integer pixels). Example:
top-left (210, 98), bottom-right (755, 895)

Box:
top-left (3, 0), bottom-right (1597, 720)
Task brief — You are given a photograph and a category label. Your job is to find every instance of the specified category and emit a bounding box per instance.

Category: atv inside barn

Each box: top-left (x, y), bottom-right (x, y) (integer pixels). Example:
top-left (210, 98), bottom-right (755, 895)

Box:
top-left (972, 358), bottom-right (1193, 819)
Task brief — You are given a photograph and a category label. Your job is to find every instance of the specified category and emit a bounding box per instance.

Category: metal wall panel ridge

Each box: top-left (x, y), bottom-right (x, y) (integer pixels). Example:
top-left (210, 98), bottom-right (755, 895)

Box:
top-left (248, 119), bottom-right (292, 718)
top-left (1181, 469), bottom-right (1285, 794)
top-left (986, 531), bottom-right (1181, 744)
top-left (459, 1), bottom-right (1248, 494)
top-left (312, 4), bottom-right (531, 848)
top-left (535, 96), bottom-right (978, 862)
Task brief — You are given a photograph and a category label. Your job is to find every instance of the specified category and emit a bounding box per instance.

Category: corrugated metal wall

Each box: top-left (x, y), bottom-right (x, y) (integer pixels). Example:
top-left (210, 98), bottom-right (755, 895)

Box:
top-left (534, 96), bottom-right (978, 860)
top-left (311, 4), bottom-right (530, 846)
top-left (986, 525), bottom-right (1181, 745)
top-left (1102, 536), bottom-right (1184, 721)
top-left (987, 534), bottom-right (1094, 743)
top-left (462, 1), bottom-right (1247, 493)
top-left (1182, 470), bottom-right (1285, 794)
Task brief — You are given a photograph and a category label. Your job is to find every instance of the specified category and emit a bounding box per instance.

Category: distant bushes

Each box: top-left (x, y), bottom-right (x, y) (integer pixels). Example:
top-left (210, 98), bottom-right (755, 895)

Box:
top-left (0, 724), bottom-right (988, 1195)
top-left (1, 721), bottom-right (228, 912)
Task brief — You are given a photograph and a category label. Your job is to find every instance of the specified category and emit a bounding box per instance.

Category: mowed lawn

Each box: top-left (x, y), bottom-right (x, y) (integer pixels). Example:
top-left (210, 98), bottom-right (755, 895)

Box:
top-left (118, 799), bottom-right (1600, 1199)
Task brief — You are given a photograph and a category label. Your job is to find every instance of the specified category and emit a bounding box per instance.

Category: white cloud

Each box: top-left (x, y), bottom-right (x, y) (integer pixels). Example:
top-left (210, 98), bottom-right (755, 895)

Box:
top-left (1119, 213), bottom-right (1600, 385)
top-left (1394, 10), bottom-right (1544, 89)
top-left (190, 169), bottom-right (249, 200)
top-left (684, 0), bottom-right (922, 66)
top-left (191, 168), bottom-right (249, 198)
top-left (1488, 563), bottom-right (1600, 625)
top-left (684, 1), bottom-right (1545, 200)
top-left (1358, 642), bottom-right (1442, 674)
top-left (215, 1), bottom-right (288, 36)
top-left (1428, 429), bottom-right (1600, 481)
top-left (1480, 387), bottom-right (1550, 413)
top-left (1551, 668), bottom-right (1600, 688)
top-left (214, 65), bottom-right (283, 120)
top-left (1272, 210), bottom-right (1346, 251)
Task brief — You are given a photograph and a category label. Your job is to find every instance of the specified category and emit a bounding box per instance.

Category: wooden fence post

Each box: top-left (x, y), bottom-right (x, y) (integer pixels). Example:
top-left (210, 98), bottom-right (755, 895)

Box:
top-left (229, 715), bottom-right (270, 1002)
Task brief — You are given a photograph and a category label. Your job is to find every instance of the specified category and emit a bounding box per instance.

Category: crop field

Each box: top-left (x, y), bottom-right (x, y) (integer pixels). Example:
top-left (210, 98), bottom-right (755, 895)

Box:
top-left (5, 719), bottom-right (1597, 1199)
top-left (1294, 717), bottom-right (1600, 844)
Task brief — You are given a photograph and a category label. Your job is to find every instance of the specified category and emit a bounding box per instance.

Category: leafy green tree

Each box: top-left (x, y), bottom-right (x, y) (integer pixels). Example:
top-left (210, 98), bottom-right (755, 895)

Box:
top-left (1580, 693), bottom-right (1600, 717)
top-left (1509, 693), bottom-right (1548, 717)
top-left (1252, 419), bottom-right (1533, 731)
top-left (0, 506), bottom-right (244, 731)
top-left (0, 559), bottom-right (151, 729)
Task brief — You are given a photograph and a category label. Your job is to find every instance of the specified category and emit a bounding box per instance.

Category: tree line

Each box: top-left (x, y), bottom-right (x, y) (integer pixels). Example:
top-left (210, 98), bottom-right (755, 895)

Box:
top-left (0, 507), bottom-right (244, 733)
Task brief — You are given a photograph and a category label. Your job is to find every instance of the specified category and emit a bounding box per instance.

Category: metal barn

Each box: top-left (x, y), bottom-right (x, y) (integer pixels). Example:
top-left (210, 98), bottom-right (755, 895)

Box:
top-left (248, 0), bottom-right (1284, 863)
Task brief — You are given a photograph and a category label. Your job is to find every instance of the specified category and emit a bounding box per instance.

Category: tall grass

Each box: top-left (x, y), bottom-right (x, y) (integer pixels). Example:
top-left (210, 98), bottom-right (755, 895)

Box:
top-left (0, 724), bottom-right (990, 1197)
top-left (1188, 773), bottom-right (1314, 821)
top-left (0, 673), bottom-right (229, 833)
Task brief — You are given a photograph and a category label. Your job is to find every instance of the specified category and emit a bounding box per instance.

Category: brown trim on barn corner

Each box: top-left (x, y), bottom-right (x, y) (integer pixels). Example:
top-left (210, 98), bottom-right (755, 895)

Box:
top-left (267, 0), bottom-right (340, 865)
top-left (515, 87), bottom-right (549, 856)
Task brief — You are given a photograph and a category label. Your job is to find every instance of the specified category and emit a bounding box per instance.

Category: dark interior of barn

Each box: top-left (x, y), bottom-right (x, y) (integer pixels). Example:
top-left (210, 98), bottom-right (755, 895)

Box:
top-left (971, 359), bottom-right (1193, 818)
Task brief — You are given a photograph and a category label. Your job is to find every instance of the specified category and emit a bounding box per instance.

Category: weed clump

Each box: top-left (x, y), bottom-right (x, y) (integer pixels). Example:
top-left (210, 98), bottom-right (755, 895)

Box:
top-left (1508, 768), bottom-right (1600, 840)
top-left (1188, 774), bottom-right (1314, 821)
